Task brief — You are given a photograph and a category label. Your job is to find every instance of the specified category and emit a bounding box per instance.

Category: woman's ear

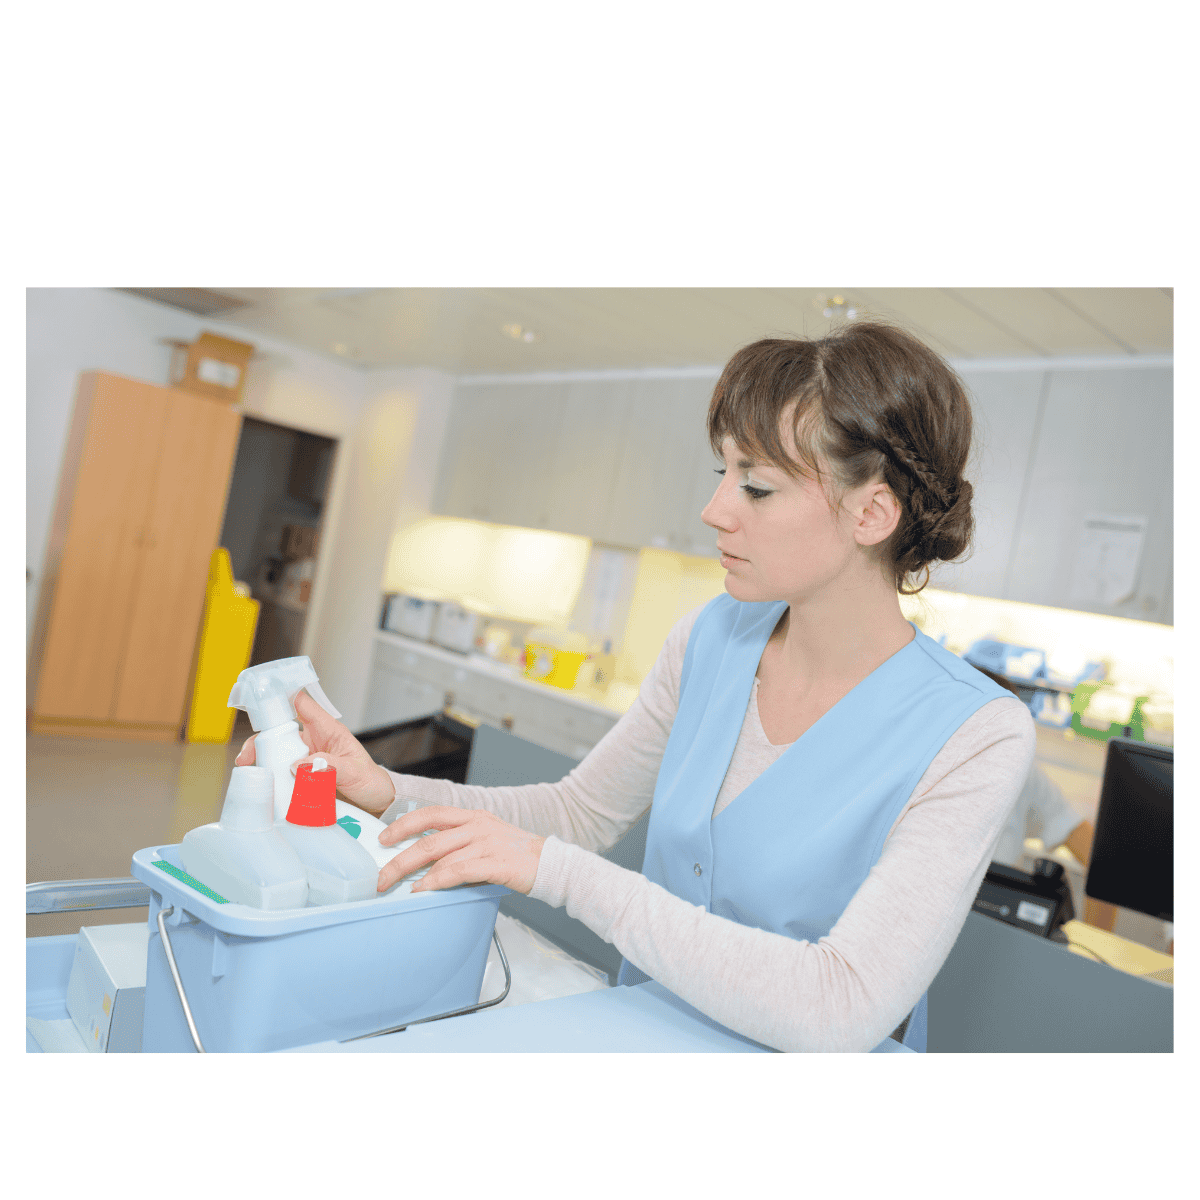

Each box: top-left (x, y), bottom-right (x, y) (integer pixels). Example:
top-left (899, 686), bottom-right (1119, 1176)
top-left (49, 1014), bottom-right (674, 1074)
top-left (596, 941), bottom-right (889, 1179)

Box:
top-left (851, 481), bottom-right (901, 547)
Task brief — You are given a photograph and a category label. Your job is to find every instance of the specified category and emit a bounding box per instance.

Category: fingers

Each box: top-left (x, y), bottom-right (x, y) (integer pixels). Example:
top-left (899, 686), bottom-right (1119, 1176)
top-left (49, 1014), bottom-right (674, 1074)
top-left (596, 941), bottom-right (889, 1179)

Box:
top-left (411, 844), bottom-right (489, 893)
top-left (379, 805), bottom-right (477, 845)
top-left (235, 736), bottom-right (257, 766)
top-left (294, 689), bottom-right (345, 741)
top-left (377, 823), bottom-right (475, 891)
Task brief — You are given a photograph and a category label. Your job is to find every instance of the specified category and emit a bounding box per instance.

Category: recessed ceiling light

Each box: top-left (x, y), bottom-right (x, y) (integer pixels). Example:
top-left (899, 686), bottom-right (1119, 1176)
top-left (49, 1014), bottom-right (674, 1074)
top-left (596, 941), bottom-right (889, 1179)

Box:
top-left (501, 322), bottom-right (538, 343)
top-left (815, 294), bottom-right (859, 321)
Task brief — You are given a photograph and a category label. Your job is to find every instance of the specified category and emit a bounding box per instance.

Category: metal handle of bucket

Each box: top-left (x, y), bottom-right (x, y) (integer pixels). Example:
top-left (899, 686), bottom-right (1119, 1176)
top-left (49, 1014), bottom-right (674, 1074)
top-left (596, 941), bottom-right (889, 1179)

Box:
top-left (343, 929), bottom-right (512, 1043)
top-left (156, 915), bottom-right (510, 1051)
top-left (156, 906), bottom-right (206, 1054)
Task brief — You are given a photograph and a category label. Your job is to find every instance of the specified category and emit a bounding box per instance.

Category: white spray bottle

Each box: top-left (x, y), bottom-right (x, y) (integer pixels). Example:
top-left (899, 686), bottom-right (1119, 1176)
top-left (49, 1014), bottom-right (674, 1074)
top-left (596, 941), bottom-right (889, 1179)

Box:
top-left (227, 656), bottom-right (345, 824)
top-left (227, 655), bottom-right (430, 884)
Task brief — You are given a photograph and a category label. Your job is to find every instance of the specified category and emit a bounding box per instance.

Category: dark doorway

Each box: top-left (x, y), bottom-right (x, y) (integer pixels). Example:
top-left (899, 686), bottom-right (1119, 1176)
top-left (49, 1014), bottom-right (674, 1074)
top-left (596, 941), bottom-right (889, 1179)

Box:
top-left (217, 417), bottom-right (337, 670)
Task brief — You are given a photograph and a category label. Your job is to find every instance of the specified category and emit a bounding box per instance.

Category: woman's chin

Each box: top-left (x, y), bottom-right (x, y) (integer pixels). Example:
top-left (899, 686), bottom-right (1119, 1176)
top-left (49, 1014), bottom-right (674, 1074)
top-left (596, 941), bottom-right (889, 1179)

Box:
top-left (724, 575), bottom-right (762, 603)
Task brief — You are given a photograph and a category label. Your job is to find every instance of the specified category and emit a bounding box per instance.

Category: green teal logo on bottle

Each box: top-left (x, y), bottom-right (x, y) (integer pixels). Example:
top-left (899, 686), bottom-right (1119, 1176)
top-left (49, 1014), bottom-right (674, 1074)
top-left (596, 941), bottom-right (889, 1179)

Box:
top-left (336, 815), bottom-right (362, 839)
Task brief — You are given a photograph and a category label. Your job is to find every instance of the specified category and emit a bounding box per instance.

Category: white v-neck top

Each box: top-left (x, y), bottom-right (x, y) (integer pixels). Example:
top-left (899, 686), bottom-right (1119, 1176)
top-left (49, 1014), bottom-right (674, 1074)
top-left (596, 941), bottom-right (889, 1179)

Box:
top-left (384, 603), bottom-right (1035, 1052)
top-left (712, 678), bottom-right (790, 818)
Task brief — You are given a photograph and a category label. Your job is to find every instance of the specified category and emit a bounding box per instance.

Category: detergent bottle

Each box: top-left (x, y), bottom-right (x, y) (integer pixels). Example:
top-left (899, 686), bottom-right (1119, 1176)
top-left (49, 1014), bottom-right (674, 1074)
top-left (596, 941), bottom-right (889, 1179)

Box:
top-left (179, 766), bottom-right (309, 909)
top-left (279, 759), bottom-right (379, 905)
top-left (227, 656), bottom-right (344, 823)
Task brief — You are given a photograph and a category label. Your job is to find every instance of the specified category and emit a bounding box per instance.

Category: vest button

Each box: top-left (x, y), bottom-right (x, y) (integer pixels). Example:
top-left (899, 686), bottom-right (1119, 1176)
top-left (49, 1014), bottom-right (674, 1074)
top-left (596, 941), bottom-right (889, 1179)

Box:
top-left (694, 863), bottom-right (702, 876)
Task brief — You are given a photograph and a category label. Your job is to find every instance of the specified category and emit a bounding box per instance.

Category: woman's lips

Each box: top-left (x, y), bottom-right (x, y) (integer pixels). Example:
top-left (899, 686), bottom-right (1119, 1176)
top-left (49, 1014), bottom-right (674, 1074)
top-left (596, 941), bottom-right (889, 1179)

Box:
top-left (719, 550), bottom-right (746, 566)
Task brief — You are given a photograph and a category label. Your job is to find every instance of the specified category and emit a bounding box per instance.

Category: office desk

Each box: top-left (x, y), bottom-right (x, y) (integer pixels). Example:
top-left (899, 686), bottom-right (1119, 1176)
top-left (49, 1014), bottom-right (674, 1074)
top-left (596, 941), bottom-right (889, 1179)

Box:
top-left (927, 911), bottom-right (1172, 1052)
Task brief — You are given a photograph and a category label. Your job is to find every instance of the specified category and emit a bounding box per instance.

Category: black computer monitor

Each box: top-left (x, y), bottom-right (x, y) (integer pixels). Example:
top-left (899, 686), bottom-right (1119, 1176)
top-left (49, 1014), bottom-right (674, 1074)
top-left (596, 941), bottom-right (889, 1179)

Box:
top-left (1085, 737), bottom-right (1173, 921)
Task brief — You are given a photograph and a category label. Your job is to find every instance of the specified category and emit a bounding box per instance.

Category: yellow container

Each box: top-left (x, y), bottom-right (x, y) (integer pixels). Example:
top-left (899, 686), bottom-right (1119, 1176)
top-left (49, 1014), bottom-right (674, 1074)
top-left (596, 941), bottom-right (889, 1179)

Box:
top-left (185, 549), bottom-right (261, 744)
top-left (524, 630), bottom-right (591, 691)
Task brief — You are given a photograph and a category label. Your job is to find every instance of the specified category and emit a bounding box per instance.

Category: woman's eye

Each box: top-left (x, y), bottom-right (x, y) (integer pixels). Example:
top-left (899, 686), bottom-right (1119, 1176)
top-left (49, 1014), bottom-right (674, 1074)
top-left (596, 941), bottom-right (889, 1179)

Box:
top-left (714, 467), bottom-right (772, 500)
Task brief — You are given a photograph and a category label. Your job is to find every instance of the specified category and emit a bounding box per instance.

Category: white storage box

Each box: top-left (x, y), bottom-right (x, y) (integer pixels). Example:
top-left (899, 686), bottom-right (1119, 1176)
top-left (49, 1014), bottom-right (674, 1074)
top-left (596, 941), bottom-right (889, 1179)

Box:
top-left (433, 602), bottom-right (480, 653)
top-left (132, 845), bottom-right (506, 1052)
top-left (65, 924), bottom-right (149, 1053)
top-left (384, 594), bottom-right (438, 641)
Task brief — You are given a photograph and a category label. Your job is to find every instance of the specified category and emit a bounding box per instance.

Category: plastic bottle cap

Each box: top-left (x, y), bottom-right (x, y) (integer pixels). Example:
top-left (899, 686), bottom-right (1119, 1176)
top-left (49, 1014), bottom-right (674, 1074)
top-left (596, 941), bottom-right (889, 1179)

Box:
top-left (286, 762), bottom-right (337, 827)
top-left (220, 766), bottom-right (275, 832)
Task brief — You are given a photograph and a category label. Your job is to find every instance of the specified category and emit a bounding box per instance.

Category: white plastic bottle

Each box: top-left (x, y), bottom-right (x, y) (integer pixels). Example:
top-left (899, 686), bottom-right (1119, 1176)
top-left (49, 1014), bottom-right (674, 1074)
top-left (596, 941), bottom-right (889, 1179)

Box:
top-left (180, 766), bottom-right (310, 909)
top-left (227, 654), bottom-right (428, 888)
top-left (227, 656), bottom-right (345, 823)
top-left (340, 799), bottom-right (431, 887)
top-left (279, 759), bottom-right (379, 905)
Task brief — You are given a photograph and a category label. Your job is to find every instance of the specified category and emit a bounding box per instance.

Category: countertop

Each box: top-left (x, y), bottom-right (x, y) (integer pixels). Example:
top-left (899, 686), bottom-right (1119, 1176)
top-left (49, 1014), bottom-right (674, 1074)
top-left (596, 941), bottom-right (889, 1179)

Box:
top-left (375, 628), bottom-right (633, 718)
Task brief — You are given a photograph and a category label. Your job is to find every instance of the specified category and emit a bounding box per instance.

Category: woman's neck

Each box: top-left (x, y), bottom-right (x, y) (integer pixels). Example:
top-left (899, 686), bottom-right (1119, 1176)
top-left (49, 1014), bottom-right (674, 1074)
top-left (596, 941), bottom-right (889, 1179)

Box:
top-left (769, 568), bottom-right (914, 692)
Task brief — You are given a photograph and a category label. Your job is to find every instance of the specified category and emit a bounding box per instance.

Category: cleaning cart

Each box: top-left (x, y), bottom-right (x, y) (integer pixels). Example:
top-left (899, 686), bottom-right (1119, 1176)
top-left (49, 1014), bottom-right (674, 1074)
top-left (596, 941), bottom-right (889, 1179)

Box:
top-left (27, 869), bottom-right (512, 1053)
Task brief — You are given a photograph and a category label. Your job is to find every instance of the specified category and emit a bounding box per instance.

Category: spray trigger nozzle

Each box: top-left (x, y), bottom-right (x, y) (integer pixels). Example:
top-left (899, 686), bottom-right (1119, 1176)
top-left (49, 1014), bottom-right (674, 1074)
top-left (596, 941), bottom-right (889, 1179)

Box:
top-left (227, 656), bottom-right (343, 732)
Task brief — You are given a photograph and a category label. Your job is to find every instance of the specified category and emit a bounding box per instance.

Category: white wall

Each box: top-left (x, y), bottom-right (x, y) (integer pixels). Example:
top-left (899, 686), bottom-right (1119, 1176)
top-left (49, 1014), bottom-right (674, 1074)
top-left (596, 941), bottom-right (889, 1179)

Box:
top-left (26, 289), bottom-right (453, 730)
top-left (307, 368), bottom-right (454, 729)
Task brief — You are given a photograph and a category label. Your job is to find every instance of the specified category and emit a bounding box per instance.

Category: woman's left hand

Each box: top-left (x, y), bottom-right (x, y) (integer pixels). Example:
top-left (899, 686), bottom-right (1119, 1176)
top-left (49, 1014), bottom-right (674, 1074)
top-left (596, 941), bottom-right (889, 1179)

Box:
top-left (377, 806), bottom-right (546, 896)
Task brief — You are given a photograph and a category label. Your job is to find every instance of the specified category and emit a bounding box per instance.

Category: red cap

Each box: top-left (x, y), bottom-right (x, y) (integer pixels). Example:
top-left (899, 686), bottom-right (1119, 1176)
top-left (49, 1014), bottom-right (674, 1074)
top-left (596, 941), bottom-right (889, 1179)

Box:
top-left (286, 762), bottom-right (336, 826)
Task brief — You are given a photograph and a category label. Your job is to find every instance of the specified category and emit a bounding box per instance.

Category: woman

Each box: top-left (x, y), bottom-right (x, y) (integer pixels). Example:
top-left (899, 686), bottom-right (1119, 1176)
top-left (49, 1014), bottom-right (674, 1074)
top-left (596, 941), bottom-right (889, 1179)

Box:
top-left (238, 321), bottom-right (1035, 1052)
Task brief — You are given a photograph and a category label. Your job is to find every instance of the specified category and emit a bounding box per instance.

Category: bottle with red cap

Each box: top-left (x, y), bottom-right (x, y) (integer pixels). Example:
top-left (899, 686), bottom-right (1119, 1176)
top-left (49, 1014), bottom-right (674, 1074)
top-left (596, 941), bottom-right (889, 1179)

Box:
top-left (278, 757), bottom-right (379, 905)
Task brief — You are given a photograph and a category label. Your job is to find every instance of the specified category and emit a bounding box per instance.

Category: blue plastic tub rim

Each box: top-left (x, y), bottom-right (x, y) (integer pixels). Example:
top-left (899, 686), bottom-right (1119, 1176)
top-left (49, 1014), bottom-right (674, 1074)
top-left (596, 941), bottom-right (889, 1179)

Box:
top-left (132, 845), bottom-right (510, 938)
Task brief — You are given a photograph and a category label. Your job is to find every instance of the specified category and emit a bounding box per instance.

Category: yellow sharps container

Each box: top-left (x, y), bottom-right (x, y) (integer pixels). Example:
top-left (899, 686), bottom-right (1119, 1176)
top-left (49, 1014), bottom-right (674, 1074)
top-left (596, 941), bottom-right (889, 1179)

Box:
top-left (186, 549), bottom-right (261, 744)
top-left (523, 627), bottom-right (591, 691)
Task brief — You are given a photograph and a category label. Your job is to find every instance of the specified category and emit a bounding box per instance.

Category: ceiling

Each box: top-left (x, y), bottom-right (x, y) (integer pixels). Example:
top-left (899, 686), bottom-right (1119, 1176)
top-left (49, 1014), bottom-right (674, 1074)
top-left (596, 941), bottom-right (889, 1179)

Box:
top-left (120, 287), bottom-right (1174, 374)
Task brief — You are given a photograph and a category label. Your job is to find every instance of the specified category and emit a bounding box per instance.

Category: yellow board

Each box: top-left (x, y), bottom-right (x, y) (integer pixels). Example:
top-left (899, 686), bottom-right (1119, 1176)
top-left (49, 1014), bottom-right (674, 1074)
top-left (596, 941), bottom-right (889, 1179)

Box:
top-left (185, 549), bottom-right (260, 744)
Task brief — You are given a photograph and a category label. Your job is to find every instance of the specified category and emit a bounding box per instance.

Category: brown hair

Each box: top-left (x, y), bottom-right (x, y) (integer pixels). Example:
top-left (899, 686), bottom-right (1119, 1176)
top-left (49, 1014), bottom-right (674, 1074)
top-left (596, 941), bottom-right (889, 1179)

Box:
top-left (708, 321), bottom-right (975, 595)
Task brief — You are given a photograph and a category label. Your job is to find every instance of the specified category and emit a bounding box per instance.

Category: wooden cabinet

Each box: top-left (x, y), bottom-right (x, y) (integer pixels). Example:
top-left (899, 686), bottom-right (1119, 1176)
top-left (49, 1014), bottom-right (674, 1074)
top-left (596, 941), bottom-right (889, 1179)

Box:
top-left (30, 372), bottom-right (242, 740)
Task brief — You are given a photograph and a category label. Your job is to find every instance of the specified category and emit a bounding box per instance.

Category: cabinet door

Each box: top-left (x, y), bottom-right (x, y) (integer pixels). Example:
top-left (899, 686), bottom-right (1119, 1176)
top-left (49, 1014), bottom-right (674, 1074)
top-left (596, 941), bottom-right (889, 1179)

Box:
top-left (677, 372), bottom-right (724, 556)
top-left (34, 374), bottom-right (167, 720)
top-left (436, 382), bottom-right (567, 528)
top-left (1006, 368), bottom-right (1172, 622)
top-left (361, 661), bottom-right (442, 730)
top-left (546, 378), bottom-right (635, 538)
top-left (603, 376), bottom-right (714, 550)
top-left (112, 392), bottom-right (242, 724)
top-left (929, 370), bottom-right (1046, 599)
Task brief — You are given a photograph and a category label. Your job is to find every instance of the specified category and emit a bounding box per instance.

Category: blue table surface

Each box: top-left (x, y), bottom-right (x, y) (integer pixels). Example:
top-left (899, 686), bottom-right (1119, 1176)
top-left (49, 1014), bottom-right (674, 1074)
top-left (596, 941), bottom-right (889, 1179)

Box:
top-left (28, 933), bottom-right (912, 1054)
top-left (297, 980), bottom-right (913, 1054)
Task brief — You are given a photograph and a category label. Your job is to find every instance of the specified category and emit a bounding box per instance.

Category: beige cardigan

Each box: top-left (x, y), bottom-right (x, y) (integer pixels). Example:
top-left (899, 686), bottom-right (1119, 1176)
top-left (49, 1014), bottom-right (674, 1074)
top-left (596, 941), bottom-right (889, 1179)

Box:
top-left (385, 605), bottom-right (1036, 1052)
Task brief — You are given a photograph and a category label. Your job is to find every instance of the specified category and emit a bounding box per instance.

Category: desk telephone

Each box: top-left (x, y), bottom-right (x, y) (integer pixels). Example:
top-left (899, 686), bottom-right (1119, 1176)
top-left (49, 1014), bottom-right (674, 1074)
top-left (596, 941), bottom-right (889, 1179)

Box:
top-left (973, 859), bottom-right (1075, 938)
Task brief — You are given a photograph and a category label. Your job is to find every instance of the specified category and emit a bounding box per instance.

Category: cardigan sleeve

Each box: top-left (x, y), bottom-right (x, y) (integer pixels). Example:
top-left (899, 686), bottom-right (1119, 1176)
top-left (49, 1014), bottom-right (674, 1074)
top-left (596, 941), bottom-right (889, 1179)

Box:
top-left (379, 606), bottom-right (1035, 1052)
top-left (379, 605), bottom-right (707, 847)
top-left (530, 695), bottom-right (1035, 1051)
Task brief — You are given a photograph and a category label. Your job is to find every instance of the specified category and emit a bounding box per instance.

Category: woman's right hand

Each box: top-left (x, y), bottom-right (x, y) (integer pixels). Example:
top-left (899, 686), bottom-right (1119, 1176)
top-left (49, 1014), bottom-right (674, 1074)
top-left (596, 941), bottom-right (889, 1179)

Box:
top-left (235, 690), bottom-right (397, 815)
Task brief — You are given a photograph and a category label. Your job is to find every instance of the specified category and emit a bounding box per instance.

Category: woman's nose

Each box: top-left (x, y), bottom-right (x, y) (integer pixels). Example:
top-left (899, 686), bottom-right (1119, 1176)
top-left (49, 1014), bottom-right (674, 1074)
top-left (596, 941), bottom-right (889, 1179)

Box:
top-left (701, 480), bottom-right (734, 532)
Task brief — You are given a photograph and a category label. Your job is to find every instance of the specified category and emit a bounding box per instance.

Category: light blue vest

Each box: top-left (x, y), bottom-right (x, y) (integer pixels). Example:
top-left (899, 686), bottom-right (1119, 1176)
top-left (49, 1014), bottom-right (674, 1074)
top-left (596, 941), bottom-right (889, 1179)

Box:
top-left (617, 594), bottom-right (1012, 1052)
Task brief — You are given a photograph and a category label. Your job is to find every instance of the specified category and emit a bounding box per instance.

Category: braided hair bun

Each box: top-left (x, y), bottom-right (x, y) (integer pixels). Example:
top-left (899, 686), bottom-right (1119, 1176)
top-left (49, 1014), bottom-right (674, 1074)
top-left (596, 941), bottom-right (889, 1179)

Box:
top-left (708, 322), bottom-right (975, 595)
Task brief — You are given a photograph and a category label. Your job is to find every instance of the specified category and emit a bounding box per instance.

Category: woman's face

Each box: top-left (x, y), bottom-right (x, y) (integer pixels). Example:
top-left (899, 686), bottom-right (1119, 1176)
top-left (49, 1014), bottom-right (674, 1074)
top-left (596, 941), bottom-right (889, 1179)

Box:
top-left (701, 434), bottom-right (884, 604)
